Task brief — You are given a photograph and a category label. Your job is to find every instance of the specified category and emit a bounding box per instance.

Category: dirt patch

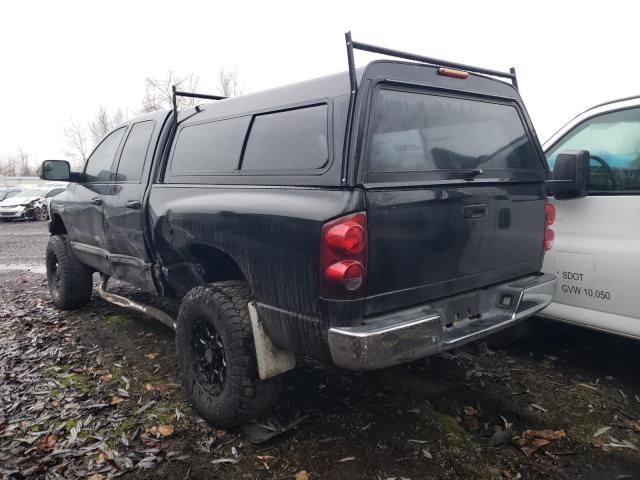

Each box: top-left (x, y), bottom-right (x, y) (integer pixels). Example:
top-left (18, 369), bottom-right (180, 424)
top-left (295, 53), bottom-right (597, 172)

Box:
top-left (1, 269), bottom-right (640, 479)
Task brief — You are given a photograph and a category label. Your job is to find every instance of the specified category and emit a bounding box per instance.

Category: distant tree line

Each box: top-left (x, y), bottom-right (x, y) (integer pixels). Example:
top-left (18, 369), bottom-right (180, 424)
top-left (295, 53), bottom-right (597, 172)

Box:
top-left (63, 68), bottom-right (242, 168)
top-left (0, 149), bottom-right (36, 177)
top-left (0, 68), bottom-right (242, 174)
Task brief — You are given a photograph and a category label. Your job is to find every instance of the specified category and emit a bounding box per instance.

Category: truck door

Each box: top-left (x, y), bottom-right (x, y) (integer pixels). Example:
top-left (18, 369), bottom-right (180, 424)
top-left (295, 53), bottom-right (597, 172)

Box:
top-left (103, 119), bottom-right (158, 291)
top-left (543, 106), bottom-right (640, 335)
top-left (64, 127), bottom-right (127, 273)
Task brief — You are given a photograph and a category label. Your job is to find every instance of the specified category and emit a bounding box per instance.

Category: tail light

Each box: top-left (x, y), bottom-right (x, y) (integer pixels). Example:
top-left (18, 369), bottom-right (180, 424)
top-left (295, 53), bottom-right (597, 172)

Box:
top-left (544, 199), bottom-right (555, 252)
top-left (320, 212), bottom-right (367, 299)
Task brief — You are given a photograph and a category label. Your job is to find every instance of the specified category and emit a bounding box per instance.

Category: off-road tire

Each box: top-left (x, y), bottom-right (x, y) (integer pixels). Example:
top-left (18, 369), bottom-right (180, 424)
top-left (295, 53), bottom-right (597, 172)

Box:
top-left (46, 235), bottom-right (93, 310)
top-left (176, 281), bottom-right (282, 427)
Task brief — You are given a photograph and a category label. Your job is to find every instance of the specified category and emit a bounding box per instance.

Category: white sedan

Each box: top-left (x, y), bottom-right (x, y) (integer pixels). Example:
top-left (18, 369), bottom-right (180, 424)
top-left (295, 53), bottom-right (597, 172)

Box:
top-left (0, 187), bottom-right (66, 221)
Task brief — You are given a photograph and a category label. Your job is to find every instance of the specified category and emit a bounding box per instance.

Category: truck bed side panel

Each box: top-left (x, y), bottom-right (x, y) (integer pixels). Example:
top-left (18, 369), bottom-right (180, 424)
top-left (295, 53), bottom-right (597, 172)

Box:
top-left (148, 185), bottom-right (364, 356)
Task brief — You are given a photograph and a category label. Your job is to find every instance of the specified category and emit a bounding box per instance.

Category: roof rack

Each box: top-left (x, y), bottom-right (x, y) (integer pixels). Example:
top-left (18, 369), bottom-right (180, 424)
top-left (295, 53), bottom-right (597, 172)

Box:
top-left (171, 85), bottom-right (227, 127)
top-left (344, 31), bottom-right (519, 92)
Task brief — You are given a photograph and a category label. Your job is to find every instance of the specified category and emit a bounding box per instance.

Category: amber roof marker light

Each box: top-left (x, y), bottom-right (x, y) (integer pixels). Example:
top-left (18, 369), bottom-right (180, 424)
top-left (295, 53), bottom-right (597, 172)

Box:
top-left (437, 67), bottom-right (469, 79)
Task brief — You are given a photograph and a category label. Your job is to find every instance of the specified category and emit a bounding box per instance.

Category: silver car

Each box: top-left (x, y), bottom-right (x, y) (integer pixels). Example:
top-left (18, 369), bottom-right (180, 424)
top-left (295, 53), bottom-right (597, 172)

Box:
top-left (0, 187), bottom-right (66, 221)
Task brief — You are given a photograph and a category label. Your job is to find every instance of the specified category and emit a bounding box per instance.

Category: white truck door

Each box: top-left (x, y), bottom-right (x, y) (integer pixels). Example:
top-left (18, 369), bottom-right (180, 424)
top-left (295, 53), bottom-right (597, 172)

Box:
top-left (542, 106), bottom-right (640, 337)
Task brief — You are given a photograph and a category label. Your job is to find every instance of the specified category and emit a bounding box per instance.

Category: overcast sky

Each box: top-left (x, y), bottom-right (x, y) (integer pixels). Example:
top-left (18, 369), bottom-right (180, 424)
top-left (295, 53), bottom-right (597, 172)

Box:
top-left (1, 0), bottom-right (637, 164)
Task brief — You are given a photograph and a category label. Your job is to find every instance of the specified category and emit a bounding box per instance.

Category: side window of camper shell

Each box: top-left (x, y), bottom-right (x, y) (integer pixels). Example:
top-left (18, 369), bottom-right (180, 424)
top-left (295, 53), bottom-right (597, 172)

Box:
top-left (241, 105), bottom-right (329, 172)
top-left (170, 116), bottom-right (250, 175)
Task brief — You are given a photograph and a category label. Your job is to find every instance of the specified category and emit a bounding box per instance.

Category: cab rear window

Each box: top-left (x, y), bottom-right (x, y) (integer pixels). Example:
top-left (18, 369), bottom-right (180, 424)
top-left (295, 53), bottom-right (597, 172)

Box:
top-left (367, 89), bottom-right (542, 175)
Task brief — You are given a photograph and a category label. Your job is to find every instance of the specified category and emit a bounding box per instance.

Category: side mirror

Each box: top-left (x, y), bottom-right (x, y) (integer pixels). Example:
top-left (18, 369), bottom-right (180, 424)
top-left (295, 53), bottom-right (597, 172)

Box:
top-left (38, 160), bottom-right (71, 181)
top-left (551, 150), bottom-right (590, 200)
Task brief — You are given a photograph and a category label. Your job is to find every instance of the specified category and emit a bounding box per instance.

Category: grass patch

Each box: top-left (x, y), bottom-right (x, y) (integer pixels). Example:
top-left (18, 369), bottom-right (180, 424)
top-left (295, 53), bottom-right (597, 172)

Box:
top-left (104, 313), bottom-right (134, 326)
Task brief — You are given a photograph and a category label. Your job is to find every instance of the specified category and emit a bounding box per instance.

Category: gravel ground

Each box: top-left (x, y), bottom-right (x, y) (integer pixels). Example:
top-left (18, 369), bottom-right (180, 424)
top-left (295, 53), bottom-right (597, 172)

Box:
top-left (1, 221), bottom-right (640, 479)
top-left (0, 220), bottom-right (48, 273)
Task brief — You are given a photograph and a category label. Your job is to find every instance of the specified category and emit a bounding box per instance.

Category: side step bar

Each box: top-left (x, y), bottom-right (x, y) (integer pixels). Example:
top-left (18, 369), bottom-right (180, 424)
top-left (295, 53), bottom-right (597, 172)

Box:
top-left (97, 275), bottom-right (176, 331)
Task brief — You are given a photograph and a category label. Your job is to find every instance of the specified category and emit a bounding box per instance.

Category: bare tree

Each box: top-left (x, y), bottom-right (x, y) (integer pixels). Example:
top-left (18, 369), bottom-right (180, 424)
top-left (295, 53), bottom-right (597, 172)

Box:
top-left (0, 149), bottom-right (35, 176)
top-left (0, 157), bottom-right (17, 176)
top-left (217, 67), bottom-right (243, 97)
top-left (89, 106), bottom-right (125, 144)
top-left (63, 119), bottom-right (90, 168)
top-left (63, 106), bottom-right (124, 170)
top-left (140, 71), bottom-right (199, 113)
top-left (16, 149), bottom-right (33, 176)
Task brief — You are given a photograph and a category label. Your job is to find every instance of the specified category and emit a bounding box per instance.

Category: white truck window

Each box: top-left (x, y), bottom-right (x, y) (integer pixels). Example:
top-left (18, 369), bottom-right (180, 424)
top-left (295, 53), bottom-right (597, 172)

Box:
top-left (547, 108), bottom-right (640, 193)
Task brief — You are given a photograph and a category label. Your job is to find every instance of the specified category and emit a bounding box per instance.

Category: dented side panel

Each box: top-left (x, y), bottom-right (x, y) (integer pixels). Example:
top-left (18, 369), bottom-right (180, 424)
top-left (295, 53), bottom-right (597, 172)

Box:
top-left (148, 185), bottom-right (364, 354)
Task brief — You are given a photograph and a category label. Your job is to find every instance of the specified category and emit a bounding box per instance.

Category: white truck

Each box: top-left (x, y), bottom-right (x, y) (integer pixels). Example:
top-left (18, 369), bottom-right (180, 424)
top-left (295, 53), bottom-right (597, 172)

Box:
top-left (542, 95), bottom-right (640, 339)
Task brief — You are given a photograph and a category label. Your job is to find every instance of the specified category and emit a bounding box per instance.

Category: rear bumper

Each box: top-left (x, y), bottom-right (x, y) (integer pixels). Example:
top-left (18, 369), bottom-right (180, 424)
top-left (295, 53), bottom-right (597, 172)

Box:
top-left (328, 273), bottom-right (556, 370)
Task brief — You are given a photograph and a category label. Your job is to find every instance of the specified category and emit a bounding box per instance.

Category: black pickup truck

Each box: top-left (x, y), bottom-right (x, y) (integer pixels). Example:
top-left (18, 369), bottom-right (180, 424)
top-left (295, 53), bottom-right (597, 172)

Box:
top-left (39, 34), bottom-right (587, 427)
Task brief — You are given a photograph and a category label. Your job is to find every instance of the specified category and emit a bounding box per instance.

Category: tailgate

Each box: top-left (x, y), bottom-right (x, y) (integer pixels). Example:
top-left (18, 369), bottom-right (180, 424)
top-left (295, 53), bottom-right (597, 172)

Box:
top-left (362, 87), bottom-right (547, 315)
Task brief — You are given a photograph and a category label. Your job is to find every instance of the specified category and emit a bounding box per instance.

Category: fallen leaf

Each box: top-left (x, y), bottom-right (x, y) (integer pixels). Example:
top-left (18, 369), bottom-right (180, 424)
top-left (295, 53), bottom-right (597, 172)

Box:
top-left (604, 437), bottom-right (639, 451)
top-left (593, 434), bottom-right (610, 449)
top-left (88, 475), bottom-right (105, 480)
top-left (464, 406), bottom-right (479, 416)
top-left (99, 373), bottom-right (112, 382)
top-left (295, 470), bottom-right (310, 480)
top-left (111, 396), bottom-right (124, 406)
top-left (146, 383), bottom-right (181, 394)
top-left (517, 429), bottom-right (566, 456)
top-left (29, 402), bottom-right (45, 412)
top-left (97, 451), bottom-right (109, 464)
top-left (529, 403), bottom-right (548, 413)
top-left (422, 448), bottom-right (432, 459)
top-left (144, 353), bottom-right (158, 360)
top-left (531, 438), bottom-right (551, 448)
top-left (211, 457), bottom-right (238, 464)
top-left (17, 436), bottom-right (39, 445)
top-left (37, 433), bottom-right (57, 451)
top-left (523, 429), bottom-right (566, 441)
top-left (338, 456), bottom-right (356, 462)
top-left (593, 426), bottom-right (612, 437)
top-left (623, 419), bottom-right (640, 432)
top-left (158, 424), bottom-right (174, 437)
top-left (577, 382), bottom-right (598, 391)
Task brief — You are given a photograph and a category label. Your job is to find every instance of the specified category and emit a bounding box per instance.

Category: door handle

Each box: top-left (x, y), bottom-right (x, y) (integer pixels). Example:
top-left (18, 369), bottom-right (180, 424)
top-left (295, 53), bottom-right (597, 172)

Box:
top-left (91, 197), bottom-right (103, 206)
top-left (462, 203), bottom-right (488, 219)
top-left (125, 200), bottom-right (141, 210)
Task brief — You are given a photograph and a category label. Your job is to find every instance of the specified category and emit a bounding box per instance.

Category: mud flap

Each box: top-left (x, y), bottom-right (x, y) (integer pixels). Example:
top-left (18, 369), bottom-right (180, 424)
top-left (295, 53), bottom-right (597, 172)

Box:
top-left (248, 301), bottom-right (296, 380)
